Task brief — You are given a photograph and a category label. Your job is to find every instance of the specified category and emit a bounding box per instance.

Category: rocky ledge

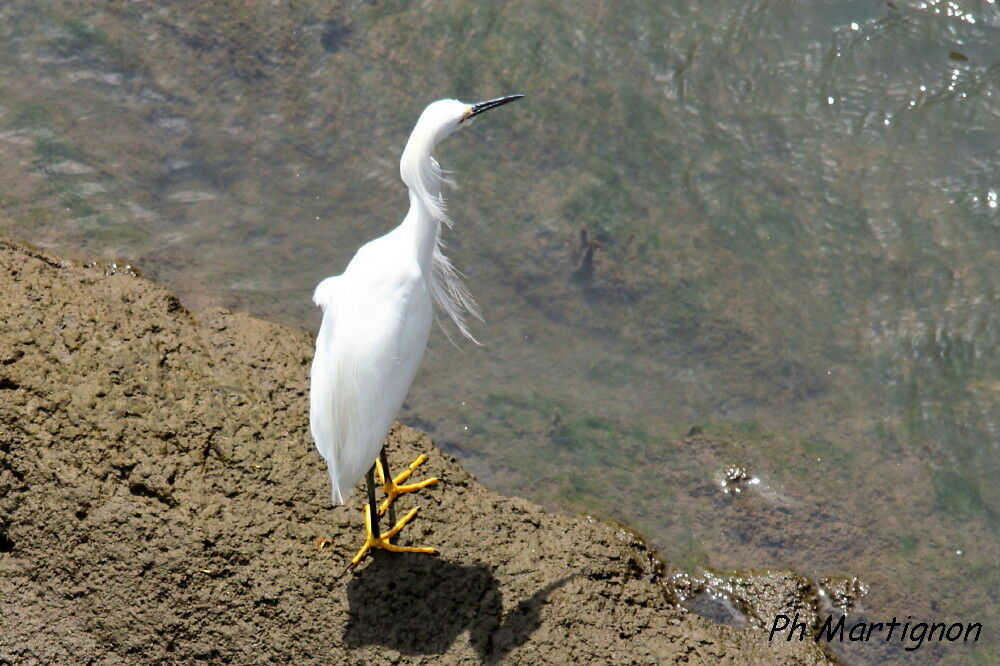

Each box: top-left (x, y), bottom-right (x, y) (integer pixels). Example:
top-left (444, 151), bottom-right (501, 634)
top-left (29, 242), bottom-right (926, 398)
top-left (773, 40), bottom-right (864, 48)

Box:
top-left (0, 238), bottom-right (832, 664)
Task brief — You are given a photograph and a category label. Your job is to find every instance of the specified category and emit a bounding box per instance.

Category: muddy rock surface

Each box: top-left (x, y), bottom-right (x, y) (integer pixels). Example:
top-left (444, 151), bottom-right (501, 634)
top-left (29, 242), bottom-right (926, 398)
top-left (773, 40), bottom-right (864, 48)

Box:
top-left (0, 238), bottom-right (832, 664)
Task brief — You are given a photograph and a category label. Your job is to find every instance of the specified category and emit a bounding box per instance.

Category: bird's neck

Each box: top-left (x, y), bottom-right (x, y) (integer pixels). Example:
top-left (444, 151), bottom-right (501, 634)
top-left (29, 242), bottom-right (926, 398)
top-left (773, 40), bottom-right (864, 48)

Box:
top-left (398, 136), bottom-right (446, 271)
top-left (400, 190), bottom-right (439, 270)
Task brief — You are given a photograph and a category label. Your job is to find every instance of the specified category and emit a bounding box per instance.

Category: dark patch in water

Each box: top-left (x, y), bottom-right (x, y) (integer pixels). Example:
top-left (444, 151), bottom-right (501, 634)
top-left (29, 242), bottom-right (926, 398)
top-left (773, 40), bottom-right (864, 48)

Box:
top-left (400, 415), bottom-right (437, 434)
top-left (320, 19), bottom-right (352, 53)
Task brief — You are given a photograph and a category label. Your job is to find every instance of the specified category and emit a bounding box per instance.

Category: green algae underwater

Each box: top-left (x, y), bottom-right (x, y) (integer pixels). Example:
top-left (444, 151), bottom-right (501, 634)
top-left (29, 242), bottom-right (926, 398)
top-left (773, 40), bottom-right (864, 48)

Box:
top-left (0, 1), bottom-right (997, 663)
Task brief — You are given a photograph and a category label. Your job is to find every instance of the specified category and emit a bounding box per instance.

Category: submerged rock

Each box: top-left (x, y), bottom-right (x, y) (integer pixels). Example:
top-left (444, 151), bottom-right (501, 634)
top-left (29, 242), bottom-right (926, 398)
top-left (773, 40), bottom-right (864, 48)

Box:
top-left (0, 237), bottom-right (832, 664)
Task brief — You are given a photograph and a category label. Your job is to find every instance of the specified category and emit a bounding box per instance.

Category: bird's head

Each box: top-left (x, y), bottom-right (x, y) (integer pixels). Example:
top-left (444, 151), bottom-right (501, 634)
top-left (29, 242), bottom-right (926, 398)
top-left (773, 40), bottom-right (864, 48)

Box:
top-left (411, 95), bottom-right (524, 147)
top-left (400, 94), bottom-right (523, 223)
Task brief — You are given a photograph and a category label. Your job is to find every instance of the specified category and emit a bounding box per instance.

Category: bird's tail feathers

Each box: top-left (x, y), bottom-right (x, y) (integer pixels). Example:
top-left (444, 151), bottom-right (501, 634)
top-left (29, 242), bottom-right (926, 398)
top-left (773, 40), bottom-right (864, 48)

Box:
top-left (318, 351), bottom-right (363, 506)
top-left (328, 467), bottom-right (346, 505)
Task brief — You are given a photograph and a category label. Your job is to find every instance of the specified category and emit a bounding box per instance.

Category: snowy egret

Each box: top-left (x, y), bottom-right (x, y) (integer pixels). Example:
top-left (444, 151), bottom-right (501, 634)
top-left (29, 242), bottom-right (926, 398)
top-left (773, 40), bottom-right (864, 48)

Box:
top-left (309, 95), bottom-right (523, 568)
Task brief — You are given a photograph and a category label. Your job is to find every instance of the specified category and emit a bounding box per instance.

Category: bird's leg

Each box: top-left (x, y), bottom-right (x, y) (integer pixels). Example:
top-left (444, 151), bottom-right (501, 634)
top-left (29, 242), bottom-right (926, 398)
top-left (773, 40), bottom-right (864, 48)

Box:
top-left (377, 448), bottom-right (398, 528)
top-left (348, 464), bottom-right (436, 569)
top-left (375, 446), bottom-right (439, 516)
top-left (365, 463), bottom-right (381, 541)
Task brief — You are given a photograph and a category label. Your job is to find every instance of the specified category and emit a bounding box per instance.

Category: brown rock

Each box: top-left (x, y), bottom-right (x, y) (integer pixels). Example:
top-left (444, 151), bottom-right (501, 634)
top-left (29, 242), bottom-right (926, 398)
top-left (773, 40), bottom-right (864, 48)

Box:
top-left (0, 237), bottom-right (832, 664)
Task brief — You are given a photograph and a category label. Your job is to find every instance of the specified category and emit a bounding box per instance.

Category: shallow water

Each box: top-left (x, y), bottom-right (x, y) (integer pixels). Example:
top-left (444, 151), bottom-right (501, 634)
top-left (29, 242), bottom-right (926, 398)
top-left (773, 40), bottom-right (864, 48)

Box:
top-left (1, 1), bottom-right (997, 663)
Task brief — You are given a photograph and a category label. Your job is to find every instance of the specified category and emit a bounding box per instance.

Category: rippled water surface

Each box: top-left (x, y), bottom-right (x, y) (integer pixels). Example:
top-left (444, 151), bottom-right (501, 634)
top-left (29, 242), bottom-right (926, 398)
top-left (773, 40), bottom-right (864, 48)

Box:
top-left (1, 2), bottom-right (997, 663)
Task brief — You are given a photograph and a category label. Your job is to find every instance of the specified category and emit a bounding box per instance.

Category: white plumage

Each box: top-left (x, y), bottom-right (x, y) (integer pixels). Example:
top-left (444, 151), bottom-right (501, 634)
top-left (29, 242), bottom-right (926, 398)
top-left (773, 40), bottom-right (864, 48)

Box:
top-left (309, 96), bottom-right (522, 505)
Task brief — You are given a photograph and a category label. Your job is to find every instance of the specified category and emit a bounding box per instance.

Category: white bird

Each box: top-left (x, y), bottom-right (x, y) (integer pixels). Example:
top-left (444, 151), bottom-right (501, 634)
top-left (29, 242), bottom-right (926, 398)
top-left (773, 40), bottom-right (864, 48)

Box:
top-left (309, 95), bottom-right (523, 567)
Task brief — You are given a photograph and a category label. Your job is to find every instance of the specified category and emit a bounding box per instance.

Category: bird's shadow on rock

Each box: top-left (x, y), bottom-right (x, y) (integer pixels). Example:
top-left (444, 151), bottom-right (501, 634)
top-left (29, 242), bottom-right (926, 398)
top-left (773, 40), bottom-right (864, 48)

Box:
top-left (345, 552), bottom-right (571, 664)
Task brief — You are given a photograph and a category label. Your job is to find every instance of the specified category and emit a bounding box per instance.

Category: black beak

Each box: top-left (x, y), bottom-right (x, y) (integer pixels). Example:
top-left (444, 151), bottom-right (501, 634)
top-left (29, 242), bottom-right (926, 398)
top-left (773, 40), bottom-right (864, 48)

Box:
top-left (468, 94), bottom-right (524, 119)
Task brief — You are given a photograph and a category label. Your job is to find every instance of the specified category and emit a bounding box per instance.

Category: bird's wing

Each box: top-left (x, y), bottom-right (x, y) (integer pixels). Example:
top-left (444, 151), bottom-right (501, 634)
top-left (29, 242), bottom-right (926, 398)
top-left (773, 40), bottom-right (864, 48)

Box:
top-left (309, 301), bottom-right (346, 504)
top-left (309, 268), bottom-right (431, 505)
top-left (309, 275), bottom-right (346, 503)
top-left (312, 276), bottom-right (341, 311)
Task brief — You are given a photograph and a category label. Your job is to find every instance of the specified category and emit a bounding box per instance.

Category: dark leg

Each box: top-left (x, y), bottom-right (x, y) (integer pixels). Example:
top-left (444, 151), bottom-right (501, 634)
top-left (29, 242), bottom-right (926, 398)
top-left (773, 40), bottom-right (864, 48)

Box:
top-left (365, 464), bottom-right (380, 539)
top-left (379, 447), bottom-right (398, 528)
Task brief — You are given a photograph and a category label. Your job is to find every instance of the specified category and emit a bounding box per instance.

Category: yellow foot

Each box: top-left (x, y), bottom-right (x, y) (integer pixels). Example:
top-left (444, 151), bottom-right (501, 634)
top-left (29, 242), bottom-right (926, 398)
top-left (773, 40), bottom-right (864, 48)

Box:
top-left (375, 454), bottom-right (439, 516)
top-left (348, 504), bottom-right (435, 569)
